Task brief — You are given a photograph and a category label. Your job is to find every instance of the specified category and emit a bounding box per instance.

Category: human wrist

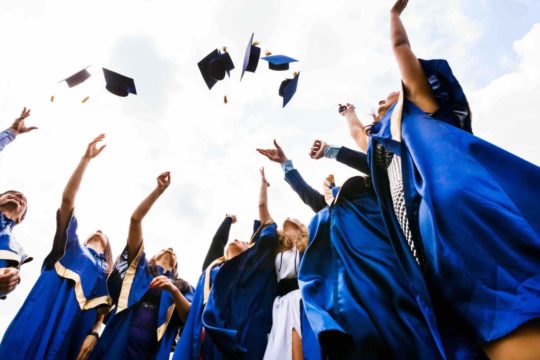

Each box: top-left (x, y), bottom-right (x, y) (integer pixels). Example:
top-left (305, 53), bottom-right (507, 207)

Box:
top-left (323, 145), bottom-right (340, 159)
top-left (281, 159), bottom-right (294, 174)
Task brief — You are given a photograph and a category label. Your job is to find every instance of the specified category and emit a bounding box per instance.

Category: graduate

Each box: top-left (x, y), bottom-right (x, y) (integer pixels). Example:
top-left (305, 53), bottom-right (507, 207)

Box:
top-left (195, 168), bottom-right (280, 359)
top-left (172, 214), bottom-right (237, 360)
top-left (0, 134), bottom-right (113, 359)
top-left (89, 172), bottom-right (194, 360)
top-left (0, 108), bottom-right (37, 299)
top-left (259, 140), bottom-right (444, 359)
top-left (345, 0), bottom-right (540, 358)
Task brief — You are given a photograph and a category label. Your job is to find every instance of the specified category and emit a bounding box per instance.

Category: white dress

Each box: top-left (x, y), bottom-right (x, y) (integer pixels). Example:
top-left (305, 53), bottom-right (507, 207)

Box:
top-left (263, 248), bottom-right (302, 360)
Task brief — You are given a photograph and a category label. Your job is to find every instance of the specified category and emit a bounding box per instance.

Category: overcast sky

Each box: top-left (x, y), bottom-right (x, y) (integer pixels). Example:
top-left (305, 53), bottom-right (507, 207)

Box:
top-left (1, 0), bottom-right (539, 335)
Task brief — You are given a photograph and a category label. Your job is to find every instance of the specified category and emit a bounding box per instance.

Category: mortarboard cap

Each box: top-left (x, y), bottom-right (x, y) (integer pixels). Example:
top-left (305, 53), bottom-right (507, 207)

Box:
top-left (198, 48), bottom-right (235, 90)
top-left (61, 66), bottom-right (92, 88)
top-left (240, 33), bottom-right (261, 80)
top-left (279, 72), bottom-right (300, 107)
top-left (261, 54), bottom-right (298, 71)
top-left (102, 68), bottom-right (137, 97)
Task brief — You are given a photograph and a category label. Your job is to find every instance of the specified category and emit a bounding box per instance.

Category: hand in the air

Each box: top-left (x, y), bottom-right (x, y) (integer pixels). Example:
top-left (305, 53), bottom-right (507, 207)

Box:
top-left (10, 107), bottom-right (37, 136)
top-left (83, 134), bottom-right (107, 160)
top-left (256, 140), bottom-right (288, 164)
top-left (310, 140), bottom-right (328, 160)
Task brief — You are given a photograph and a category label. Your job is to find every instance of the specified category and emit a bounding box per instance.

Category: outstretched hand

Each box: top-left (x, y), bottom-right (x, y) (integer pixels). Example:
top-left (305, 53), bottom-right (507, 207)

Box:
top-left (391, 0), bottom-right (409, 15)
top-left (256, 139), bottom-right (288, 164)
top-left (84, 134), bottom-right (107, 160)
top-left (10, 107), bottom-right (37, 136)
top-left (157, 172), bottom-right (171, 191)
top-left (310, 140), bottom-right (328, 160)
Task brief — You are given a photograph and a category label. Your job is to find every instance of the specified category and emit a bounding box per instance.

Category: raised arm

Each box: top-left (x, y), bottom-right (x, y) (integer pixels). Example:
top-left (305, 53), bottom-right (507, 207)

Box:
top-left (338, 104), bottom-right (370, 152)
top-left (390, 0), bottom-right (438, 113)
top-left (127, 172), bottom-right (170, 263)
top-left (258, 139), bottom-right (326, 212)
top-left (259, 167), bottom-right (271, 223)
top-left (310, 139), bottom-right (370, 174)
top-left (0, 108), bottom-right (37, 153)
top-left (202, 215), bottom-right (236, 271)
top-left (58, 134), bottom-right (106, 232)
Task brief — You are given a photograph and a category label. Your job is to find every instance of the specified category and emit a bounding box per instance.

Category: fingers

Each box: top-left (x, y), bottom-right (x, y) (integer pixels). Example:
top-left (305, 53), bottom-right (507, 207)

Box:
top-left (96, 144), bottom-right (107, 155)
top-left (273, 139), bottom-right (282, 150)
top-left (28, 126), bottom-right (38, 132)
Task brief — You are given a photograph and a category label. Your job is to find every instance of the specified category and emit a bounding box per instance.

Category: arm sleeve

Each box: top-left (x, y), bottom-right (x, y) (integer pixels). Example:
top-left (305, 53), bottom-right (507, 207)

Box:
top-left (335, 146), bottom-right (370, 174)
top-left (202, 217), bottom-right (233, 271)
top-left (0, 129), bottom-right (15, 154)
top-left (284, 169), bottom-right (326, 213)
top-left (42, 210), bottom-right (75, 270)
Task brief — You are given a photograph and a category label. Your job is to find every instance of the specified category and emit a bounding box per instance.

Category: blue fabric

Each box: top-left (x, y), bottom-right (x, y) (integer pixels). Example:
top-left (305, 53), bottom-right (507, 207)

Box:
top-left (0, 128), bottom-right (15, 153)
top-left (299, 181), bottom-right (445, 359)
top-left (173, 264), bottom-right (222, 360)
top-left (368, 58), bottom-right (540, 348)
top-left (0, 214), bottom-right (108, 359)
top-left (201, 222), bottom-right (279, 359)
top-left (285, 169), bottom-right (326, 213)
top-left (90, 247), bottom-right (194, 360)
top-left (336, 146), bottom-right (370, 174)
top-left (0, 211), bottom-right (32, 270)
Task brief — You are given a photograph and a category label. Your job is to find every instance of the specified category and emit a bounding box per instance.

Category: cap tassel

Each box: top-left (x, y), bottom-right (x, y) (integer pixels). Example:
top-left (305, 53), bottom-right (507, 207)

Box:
top-left (222, 46), bottom-right (228, 53)
top-left (81, 96), bottom-right (90, 104)
top-left (224, 95), bottom-right (228, 104)
top-left (253, 40), bottom-right (260, 46)
top-left (50, 95), bottom-right (55, 102)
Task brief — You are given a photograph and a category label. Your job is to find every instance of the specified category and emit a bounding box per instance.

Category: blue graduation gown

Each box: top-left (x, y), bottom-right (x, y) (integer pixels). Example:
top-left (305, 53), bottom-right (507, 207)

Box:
top-left (0, 212), bottom-right (110, 359)
top-left (298, 175), bottom-right (445, 359)
top-left (90, 245), bottom-right (194, 360)
top-left (0, 211), bottom-right (32, 285)
top-left (173, 262), bottom-right (223, 360)
top-left (200, 221), bottom-right (279, 360)
top-left (368, 58), bottom-right (540, 346)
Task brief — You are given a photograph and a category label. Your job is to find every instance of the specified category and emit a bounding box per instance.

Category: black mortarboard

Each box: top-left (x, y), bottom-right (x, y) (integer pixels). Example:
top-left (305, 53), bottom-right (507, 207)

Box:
top-left (102, 68), bottom-right (137, 97)
top-left (198, 48), bottom-right (235, 90)
top-left (240, 33), bottom-right (261, 80)
top-left (61, 66), bottom-right (91, 88)
top-left (279, 72), bottom-right (300, 107)
top-left (261, 54), bottom-right (298, 71)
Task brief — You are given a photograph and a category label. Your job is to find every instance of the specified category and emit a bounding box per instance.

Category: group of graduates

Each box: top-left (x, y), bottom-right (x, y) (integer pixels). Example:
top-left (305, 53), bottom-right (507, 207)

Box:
top-left (1, 1), bottom-right (540, 359)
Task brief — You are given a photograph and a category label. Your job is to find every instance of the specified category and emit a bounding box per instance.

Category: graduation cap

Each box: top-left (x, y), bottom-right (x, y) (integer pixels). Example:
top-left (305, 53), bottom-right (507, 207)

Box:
top-left (198, 48), bottom-right (235, 90)
top-left (60, 66), bottom-right (92, 88)
top-left (261, 54), bottom-right (298, 71)
top-left (279, 72), bottom-right (300, 107)
top-left (240, 33), bottom-right (261, 80)
top-left (102, 68), bottom-right (137, 97)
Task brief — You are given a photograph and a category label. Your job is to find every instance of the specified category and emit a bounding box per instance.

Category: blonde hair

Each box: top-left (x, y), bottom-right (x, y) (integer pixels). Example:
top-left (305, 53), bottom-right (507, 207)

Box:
top-left (278, 220), bottom-right (308, 253)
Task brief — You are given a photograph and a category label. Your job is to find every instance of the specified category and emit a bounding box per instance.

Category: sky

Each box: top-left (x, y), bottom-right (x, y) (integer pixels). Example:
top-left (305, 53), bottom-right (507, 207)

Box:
top-left (1, 0), bottom-right (539, 335)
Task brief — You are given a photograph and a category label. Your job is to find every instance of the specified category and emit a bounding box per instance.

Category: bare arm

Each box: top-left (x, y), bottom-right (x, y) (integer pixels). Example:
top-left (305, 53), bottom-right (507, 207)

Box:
top-left (259, 167), bottom-right (271, 223)
top-left (127, 172), bottom-right (170, 263)
top-left (58, 134), bottom-right (106, 235)
top-left (390, 0), bottom-right (438, 113)
top-left (339, 104), bottom-right (368, 152)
